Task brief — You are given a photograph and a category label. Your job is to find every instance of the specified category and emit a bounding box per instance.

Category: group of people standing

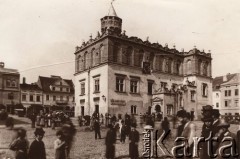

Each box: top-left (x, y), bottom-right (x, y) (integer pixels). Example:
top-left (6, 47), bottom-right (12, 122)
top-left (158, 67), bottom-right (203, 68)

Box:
top-left (175, 106), bottom-right (240, 159)
top-left (8, 117), bottom-right (76, 159)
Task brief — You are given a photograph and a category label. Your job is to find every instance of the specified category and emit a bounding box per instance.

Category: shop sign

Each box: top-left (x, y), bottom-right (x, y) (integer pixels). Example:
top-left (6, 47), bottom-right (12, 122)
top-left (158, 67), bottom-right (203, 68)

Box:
top-left (110, 99), bottom-right (126, 106)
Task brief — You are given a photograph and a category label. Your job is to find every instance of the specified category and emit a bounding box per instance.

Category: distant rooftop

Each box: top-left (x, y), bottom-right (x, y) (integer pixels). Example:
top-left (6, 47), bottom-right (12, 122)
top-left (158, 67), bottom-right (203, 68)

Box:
top-left (212, 73), bottom-right (240, 91)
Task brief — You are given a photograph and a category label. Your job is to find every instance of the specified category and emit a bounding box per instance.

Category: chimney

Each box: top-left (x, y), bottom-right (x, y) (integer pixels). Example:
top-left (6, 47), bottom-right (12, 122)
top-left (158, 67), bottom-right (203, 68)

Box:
top-left (0, 62), bottom-right (4, 68)
top-left (23, 77), bottom-right (26, 84)
top-left (223, 73), bottom-right (230, 82)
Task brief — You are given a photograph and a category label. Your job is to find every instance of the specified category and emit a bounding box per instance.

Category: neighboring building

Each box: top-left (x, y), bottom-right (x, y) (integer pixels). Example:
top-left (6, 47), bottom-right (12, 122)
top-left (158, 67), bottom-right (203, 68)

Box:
top-left (36, 75), bottom-right (75, 113)
top-left (74, 3), bottom-right (213, 119)
top-left (20, 77), bottom-right (43, 115)
top-left (0, 62), bottom-right (20, 113)
top-left (212, 73), bottom-right (240, 116)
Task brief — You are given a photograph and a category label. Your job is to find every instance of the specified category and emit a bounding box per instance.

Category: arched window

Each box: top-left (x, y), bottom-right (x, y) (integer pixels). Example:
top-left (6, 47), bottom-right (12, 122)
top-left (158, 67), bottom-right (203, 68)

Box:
top-left (149, 52), bottom-right (155, 69)
top-left (122, 48), bottom-right (128, 64)
top-left (126, 46), bottom-right (133, 65)
top-left (113, 43), bottom-right (120, 62)
top-left (203, 62), bottom-right (208, 76)
top-left (168, 58), bottom-right (173, 73)
top-left (187, 60), bottom-right (192, 74)
top-left (85, 51), bottom-right (92, 69)
top-left (198, 59), bottom-right (202, 75)
top-left (176, 60), bottom-right (181, 75)
top-left (164, 58), bottom-right (169, 72)
top-left (99, 45), bottom-right (104, 63)
top-left (134, 49), bottom-right (144, 67)
top-left (83, 52), bottom-right (87, 70)
top-left (155, 56), bottom-right (160, 71)
top-left (76, 55), bottom-right (81, 72)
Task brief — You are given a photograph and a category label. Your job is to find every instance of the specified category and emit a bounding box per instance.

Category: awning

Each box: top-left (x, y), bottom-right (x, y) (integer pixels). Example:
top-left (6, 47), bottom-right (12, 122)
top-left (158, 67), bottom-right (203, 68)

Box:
top-left (14, 104), bottom-right (26, 110)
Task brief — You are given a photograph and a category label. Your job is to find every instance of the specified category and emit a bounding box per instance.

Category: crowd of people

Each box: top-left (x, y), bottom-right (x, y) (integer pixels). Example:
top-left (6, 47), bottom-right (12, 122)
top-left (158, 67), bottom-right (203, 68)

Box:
top-left (30, 111), bottom-right (70, 129)
top-left (7, 117), bottom-right (76, 159)
top-left (175, 106), bottom-right (240, 159)
top-left (4, 105), bottom-right (240, 159)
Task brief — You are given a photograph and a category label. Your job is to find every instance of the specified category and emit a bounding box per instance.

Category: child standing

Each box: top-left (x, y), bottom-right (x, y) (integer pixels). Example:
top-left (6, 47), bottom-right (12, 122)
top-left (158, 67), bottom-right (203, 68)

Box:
top-left (54, 130), bottom-right (66, 159)
top-left (28, 128), bottom-right (46, 159)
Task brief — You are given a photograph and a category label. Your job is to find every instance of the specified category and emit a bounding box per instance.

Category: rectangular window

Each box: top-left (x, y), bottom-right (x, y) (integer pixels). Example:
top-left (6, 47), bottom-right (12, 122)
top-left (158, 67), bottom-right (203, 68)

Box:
top-left (36, 95), bottom-right (41, 102)
top-left (81, 82), bottom-right (85, 95)
top-left (30, 95), bottom-right (34, 102)
top-left (46, 95), bottom-right (49, 101)
top-left (216, 102), bottom-right (219, 108)
top-left (66, 88), bottom-right (69, 92)
top-left (116, 77), bottom-right (124, 92)
top-left (228, 90), bottom-right (231, 96)
top-left (216, 93), bottom-right (219, 98)
top-left (131, 105), bottom-right (137, 114)
top-left (235, 100), bottom-right (239, 107)
top-left (6, 80), bottom-right (11, 87)
top-left (60, 87), bottom-right (63, 92)
top-left (191, 91), bottom-right (195, 101)
top-left (167, 105), bottom-right (173, 115)
top-left (202, 83), bottom-right (208, 97)
top-left (53, 96), bottom-right (56, 101)
top-left (148, 82), bottom-right (153, 95)
top-left (60, 96), bottom-right (63, 101)
top-left (22, 95), bottom-right (27, 101)
top-left (130, 80), bottom-right (138, 93)
top-left (225, 90), bottom-right (228, 97)
top-left (94, 79), bottom-right (100, 93)
top-left (67, 96), bottom-right (69, 101)
top-left (235, 89), bottom-right (239, 96)
top-left (72, 97), bottom-right (75, 102)
top-left (225, 100), bottom-right (228, 107)
top-left (52, 87), bottom-right (55, 91)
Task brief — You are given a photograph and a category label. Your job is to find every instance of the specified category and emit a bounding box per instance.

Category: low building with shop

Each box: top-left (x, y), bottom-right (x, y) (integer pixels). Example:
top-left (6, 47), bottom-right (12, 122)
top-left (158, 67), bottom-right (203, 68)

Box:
top-left (0, 62), bottom-right (20, 114)
top-left (20, 77), bottom-right (43, 116)
top-left (36, 75), bottom-right (75, 116)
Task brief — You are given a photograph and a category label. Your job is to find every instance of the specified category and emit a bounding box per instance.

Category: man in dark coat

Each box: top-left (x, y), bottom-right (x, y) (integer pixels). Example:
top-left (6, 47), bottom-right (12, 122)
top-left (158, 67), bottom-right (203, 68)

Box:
top-left (211, 109), bottom-right (222, 154)
top-left (94, 119), bottom-right (101, 139)
top-left (129, 123), bottom-right (139, 159)
top-left (28, 128), bottom-right (46, 159)
top-left (105, 124), bottom-right (116, 159)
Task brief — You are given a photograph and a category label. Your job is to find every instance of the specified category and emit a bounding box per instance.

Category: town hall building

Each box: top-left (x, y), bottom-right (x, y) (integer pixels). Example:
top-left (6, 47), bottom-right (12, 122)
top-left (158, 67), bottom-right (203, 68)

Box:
top-left (74, 3), bottom-right (213, 119)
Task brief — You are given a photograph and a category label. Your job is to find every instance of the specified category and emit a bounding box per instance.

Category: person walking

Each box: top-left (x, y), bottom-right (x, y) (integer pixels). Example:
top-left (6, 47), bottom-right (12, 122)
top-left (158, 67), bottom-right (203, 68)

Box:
top-left (120, 120), bottom-right (126, 143)
top-left (9, 128), bottom-right (28, 159)
top-left (30, 113), bottom-right (36, 128)
top-left (94, 119), bottom-right (101, 139)
top-left (105, 124), bottom-right (116, 159)
top-left (161, 117), bottom-right (170, 133)
top-left (54, 130), bottom-right (67, 159)
top-left (28, 128), bottom-right (46, 159)
top-left (129, 123), bottom-right (139, 159)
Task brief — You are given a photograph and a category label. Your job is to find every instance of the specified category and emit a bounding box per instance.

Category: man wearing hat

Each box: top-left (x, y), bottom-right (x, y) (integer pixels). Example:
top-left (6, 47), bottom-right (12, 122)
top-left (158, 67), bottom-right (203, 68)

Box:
top-left (200, 117), bottom-right (214, 159)
top-left (215, 119), bottom-right (237, 159)
top-left (28, 128), bottom-right (46, 159)
top-left (211, 109), bottom-right (222, 155)
top-left (129, 123), bottom-right (139, 159)
top-left (105, 124), bottom-right (116, 159)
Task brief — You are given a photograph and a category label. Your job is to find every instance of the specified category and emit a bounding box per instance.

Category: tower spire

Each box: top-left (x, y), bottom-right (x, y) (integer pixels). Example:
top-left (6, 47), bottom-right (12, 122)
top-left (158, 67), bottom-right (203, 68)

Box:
top-left (108, 0), bottom-right (118, 17)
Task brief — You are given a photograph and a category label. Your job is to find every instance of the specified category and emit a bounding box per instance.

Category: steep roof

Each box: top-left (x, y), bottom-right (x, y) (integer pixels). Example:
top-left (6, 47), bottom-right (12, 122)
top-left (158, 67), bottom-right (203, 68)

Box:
top-left (212, 73), bottom-right (237, 91)
top-left (108, 2), bottom-right (118, 17)
top-left (38, 76), bottom-right (74, 94)
top-left (20, 83), bottom-right (42, 91)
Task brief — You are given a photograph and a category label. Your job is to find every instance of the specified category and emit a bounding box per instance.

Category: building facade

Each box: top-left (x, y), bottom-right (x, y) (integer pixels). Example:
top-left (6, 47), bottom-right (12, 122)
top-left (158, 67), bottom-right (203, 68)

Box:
top-left (36, 76), bottom-right (75, 113)
top-left (74, 3), bottom-right (213, 119)
top-left (0, 62), bottom-right (20, 113)
top-left (212, 73), bottom-right (240, 116)
top-left (20, 77), bottom-right (43, 115)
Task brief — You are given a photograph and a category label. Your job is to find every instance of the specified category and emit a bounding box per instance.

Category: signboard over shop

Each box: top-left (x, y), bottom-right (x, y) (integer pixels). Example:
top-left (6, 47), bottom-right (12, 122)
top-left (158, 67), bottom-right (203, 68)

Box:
top-left (110, 99), bottom-right (126, 106)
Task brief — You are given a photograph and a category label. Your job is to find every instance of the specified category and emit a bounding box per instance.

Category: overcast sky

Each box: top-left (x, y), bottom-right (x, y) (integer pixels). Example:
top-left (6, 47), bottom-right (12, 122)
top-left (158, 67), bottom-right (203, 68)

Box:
top-left (1, 0), bottom-right (240, 83)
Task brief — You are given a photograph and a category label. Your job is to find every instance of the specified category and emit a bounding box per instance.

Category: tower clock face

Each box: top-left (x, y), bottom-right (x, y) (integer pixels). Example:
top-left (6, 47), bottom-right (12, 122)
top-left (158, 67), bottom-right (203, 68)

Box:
top-left (142, 62), bottom-right (151, 74)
